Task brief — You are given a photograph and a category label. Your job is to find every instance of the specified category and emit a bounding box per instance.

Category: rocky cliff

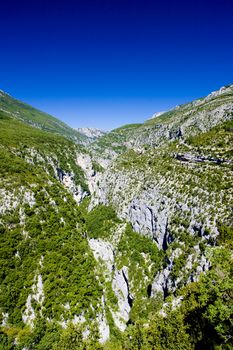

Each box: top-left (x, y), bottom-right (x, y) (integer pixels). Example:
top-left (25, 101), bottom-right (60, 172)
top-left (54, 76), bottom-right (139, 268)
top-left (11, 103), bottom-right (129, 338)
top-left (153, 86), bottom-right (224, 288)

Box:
top-left (76, 85), bottom-right (232, 333)
top-left (0, 85), bottom-right (232, 349)
top-left (75, 127), bottom-right (107, 140)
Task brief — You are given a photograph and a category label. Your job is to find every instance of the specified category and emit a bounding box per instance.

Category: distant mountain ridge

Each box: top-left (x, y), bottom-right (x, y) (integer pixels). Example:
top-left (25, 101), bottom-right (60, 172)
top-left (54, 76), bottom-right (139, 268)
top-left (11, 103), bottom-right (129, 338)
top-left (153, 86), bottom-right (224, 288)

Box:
top-left (87, 84), bottom-right (233, 168)
top-left (75, 127), bottom-right (107, 139)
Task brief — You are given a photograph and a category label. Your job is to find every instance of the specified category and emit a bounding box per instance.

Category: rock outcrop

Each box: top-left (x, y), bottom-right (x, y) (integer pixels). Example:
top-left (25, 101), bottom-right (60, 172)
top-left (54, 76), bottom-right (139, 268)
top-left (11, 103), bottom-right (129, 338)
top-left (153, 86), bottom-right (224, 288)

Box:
top-left (88, 237), bottom-right (132, 331)
top-left (127, 198), bottom-right (169, 249)
top-left (1, 84), bottom-right (232, 346)
top-left (75, 127), bottom-right (107, 139)
top-left (111, 266), bottom-right (131, 331)
top-left (57, 167), bottom-right (88, 203)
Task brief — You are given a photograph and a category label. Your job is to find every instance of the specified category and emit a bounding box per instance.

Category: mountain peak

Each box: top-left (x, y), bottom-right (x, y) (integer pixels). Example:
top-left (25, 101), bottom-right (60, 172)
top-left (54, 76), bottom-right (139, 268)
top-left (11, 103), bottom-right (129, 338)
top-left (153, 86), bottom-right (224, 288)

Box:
top-left (75, 127), bottom-right (107, 139)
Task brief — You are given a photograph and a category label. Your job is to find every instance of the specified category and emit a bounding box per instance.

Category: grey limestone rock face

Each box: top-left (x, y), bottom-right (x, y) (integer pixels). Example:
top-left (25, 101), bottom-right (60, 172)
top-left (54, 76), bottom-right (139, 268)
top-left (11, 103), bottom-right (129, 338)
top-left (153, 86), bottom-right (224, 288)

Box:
top-left (88, 234), bottom-right (132, 332)
top-left (204, 85), bottom-right (233, 101)
top-left (88, 236), bottom-right (132, 334)
top-left (77, 84), bottom-right (232, 336)
top-left (128, 201), bottom-right (156, 236)
top-left (75, 127), bottom-right (107, 140)
top-left (151, 269), bottom-right (170, 298)
top-left (76, 153), bottom-right (103, 198)
top-left (57, 167), bottom-right (88, 204)
top-left (89, 160), bottom-right (223, 303)
top-left (151, 247), bottom-right (182, 298)
top-left (96, 295), bottom-right (110, 343)
top-left (127, 199), bottom-right (169, 250)
top-left (76, 152), bottom-right (110, 209)
top-left (169, 127), bottom-right (183, 140)
top-left (88, 238), bottom-right (114, 280)
top-left (111, 266), bottom-right (131, 331)
top-left (151, 245), bottom-right (211, 298)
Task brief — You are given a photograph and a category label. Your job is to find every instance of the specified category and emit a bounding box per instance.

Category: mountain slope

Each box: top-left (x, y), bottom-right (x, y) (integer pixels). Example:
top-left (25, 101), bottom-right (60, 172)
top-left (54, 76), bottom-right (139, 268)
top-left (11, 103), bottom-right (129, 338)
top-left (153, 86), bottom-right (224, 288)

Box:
top-left (75, 85), bottom-right (233, 347)
top-left (0, 86), bottom-right (232, 349)
top-left (0, 110), bottom-right (109, 348)
top-left (0, 90), bottom-right (88, 144)
top-left (89, 85), bottom-right (233, 166)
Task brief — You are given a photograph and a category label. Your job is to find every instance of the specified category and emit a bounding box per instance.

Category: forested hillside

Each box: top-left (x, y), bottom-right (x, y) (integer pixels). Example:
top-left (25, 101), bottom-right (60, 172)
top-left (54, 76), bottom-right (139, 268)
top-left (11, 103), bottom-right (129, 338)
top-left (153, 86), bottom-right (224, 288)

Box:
top-left (0, 86), bottom-right (232, 349)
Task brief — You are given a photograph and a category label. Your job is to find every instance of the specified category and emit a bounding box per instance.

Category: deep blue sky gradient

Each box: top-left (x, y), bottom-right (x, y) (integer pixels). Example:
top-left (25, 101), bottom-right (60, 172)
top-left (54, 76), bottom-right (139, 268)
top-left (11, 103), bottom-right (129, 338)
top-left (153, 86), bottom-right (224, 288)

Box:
top-left (1, 0), bottom-right (233, 129)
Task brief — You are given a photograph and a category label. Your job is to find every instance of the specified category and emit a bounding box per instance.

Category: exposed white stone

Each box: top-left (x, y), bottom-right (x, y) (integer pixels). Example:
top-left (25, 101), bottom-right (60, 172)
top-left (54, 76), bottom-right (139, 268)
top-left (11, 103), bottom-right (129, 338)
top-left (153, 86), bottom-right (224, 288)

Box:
top-left (55, 162), bottom-right (89, 204)
top-left (39, 256), bottom-right (44, 268)
top-left (19, 207), bottom-right (26, 226)
top-left (186, 254), bottom-right (194, 270)
top-left (151, 268), bottom-right (170, 296)
top-left (111, 266), bottom-right (131, 331)
top-left (75, 127), bottom-right (107, 139)
top-left (73, 313), bottom-right (86, 324)
top-left (22, 266), bottom-right (45, 327)
top-left (0, 188), bottom-right (35, 215)
top-left (96, 295), bottom-right (110, 343)
top-left (150, 111), bottom-right (166, 119)
top-left (23, 191), bottom-right (36, 207)
top-left (1, 312), bottom-right (9, 326)
top-left (76, 153), bottom-right (101, 198)
top-left (63, 302), bottom-right (70, 310)
top-left (22, 295), bottom-right (36, 326)
top-left (159, 296), bottom-right (183, 317)
top-left (22, 230), bottom-right (29, 239)
top-left (88, 233), bottom-right (131, 332)
top-left (32, 274), bottom-right (45, 305)
top-left (88, 239), bottom-right (114, 280)
top-left (15, 250), bottom-right (20, 259)
top-left (76, 153), bottom-right (94, 180)
top-left (127, 198), bottom-right (169, 249)
top-left (87, 223), bottom-right (130, 336)
top-left (0, 189), bottom-right (17, 215)
top-left (205, 85), bottom-right (233, 101)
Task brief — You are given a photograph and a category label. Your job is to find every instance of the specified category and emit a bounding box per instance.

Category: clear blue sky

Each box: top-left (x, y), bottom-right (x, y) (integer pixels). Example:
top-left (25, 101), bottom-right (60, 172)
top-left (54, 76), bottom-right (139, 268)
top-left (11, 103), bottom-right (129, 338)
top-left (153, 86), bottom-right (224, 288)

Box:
top-left (1, 0), bottom-right (233, 130)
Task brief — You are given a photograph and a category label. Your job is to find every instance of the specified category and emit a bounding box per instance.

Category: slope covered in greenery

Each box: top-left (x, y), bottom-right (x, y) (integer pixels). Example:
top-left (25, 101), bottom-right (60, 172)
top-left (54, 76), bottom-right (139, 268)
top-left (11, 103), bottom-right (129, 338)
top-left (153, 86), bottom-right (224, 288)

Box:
top-left (0, 110), bottom-right (104, 348)
top-left (99, 121), bottom-right (233, 349)
top-left (0, 86), bottom-right (232, 349)
top-left (89, 85), bottom-right (233, 166)
top-left (0, 90), bottom-right (87, 144)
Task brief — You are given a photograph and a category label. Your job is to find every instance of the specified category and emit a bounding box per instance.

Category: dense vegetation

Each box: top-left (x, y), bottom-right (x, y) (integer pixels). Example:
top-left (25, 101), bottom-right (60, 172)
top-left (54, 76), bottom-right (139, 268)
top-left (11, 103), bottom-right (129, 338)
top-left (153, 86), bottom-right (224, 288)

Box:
top-left (0, 88), bottom-right (232, 349)
top-left (86, 204), bottom-right (121, 239)
top-left (0, 111), bottom-right (88, 191)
